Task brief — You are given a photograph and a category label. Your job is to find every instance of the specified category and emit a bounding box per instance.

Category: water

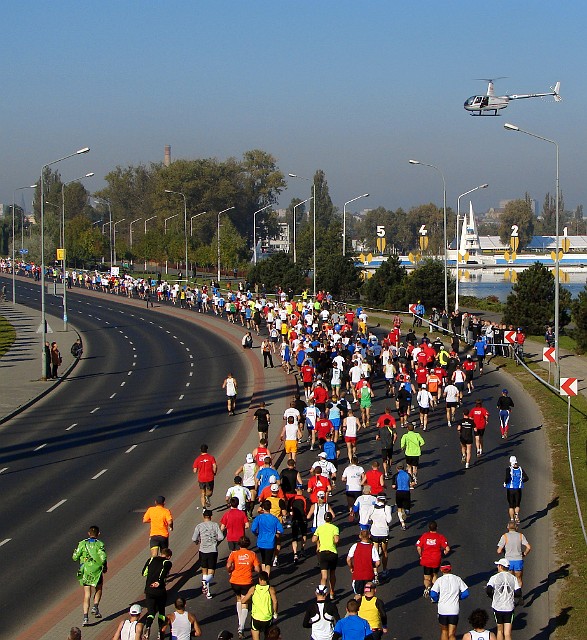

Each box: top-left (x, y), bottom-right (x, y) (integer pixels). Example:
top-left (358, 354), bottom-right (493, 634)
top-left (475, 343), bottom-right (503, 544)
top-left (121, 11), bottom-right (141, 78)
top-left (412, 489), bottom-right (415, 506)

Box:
top-left (456, 269), bottom-right (587, 302)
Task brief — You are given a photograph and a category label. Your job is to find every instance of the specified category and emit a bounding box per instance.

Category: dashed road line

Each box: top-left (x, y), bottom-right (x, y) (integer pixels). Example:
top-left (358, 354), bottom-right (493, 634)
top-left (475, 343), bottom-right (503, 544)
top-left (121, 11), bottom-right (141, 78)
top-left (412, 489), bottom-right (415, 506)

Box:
top-left (47, 499), bottom-right (67, 513)
top-left (127, 371), bottom-right (132, 376)
top-left (149, 425), bottom-right (159, 432)
top-left (120, 381), bottom-right (126, 387)
top-left (66, 423), bottom-right (77, 431)
top-left (90, 407), bottom-right (100, 414)
top-left (0, 467), bottom-right (8, 474)
top-left (126, 445), bottom-right (138, 453)
top-left (92, 469), bottom-right (108, 480)
top-left (34, 443), bottom-right (47, 451)
top-left (166, 408), bottom-right (173, 414)
top-left (0, 539), bottom-right (12, 547)
top-left (186, 382), bottom-right (190, 387)
top-left (179, 394), bottom-right (184, 400)
top-left (110, 393), bottom-right (116, 399)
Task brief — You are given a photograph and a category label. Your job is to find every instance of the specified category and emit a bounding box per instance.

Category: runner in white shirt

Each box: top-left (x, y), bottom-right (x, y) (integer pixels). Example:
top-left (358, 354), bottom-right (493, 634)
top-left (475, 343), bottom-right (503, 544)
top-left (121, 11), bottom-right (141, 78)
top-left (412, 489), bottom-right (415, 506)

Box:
top-left (342, 458), bottom-right (366, 521)
top-left (416, 384), bottom-right (434, 431)
top-left (366, 494), bottom-right (393, 577)
top-left (443, 383), bottom-right (460, 427)
top-left (430, 563), bottom-right (469, 640)
top-left (225, 480), bottom-right (251, 510)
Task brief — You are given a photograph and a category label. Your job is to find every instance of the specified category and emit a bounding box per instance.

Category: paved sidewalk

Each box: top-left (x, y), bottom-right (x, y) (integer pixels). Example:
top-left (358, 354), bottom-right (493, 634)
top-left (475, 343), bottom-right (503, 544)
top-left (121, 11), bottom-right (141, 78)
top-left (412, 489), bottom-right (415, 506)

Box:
top-left (0, 302), bottom-right (80, 424)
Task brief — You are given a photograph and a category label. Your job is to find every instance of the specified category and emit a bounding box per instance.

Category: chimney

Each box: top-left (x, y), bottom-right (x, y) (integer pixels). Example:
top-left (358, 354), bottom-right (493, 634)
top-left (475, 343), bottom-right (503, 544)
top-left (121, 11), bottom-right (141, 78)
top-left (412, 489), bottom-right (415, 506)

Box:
top-left (164, 145), bottom-right (171, 167)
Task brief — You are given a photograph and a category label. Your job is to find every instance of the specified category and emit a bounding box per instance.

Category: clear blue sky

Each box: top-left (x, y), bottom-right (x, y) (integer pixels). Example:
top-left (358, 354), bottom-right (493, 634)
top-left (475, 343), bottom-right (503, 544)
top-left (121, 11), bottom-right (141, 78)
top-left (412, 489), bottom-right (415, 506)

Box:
top-left (3, 1), bottom-right (585, 218)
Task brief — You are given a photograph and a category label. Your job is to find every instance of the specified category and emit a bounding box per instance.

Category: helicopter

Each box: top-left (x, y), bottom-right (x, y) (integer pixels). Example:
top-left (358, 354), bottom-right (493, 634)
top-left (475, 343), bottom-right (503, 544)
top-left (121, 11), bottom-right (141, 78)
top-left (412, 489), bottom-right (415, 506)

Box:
top-left (464, 79), bottom-right (561, 116)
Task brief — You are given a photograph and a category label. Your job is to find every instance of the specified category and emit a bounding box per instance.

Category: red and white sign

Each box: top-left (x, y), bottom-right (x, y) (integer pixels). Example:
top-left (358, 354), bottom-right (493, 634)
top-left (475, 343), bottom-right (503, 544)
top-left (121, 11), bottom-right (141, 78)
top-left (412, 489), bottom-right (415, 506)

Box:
top-left (409, 303), bottom-right (418, 315)
top-left (560, 377), bottom-right (578, 397)
top-left (543, 347), bottom-right (556, 363)
top-left (504, 331), bottom-right (516, 344)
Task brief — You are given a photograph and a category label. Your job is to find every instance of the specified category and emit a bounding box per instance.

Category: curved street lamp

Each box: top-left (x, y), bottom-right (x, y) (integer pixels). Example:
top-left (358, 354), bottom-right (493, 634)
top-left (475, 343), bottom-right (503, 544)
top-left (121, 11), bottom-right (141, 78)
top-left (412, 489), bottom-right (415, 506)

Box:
top-left (165, 190), bottom-right (189, 282)
top-left (289, 173), bottom-right (317, 296)
top-left (343, 193), bottom-right (369, 257)
top-left (217, 207), bottom-right (236, 282)
top-left (253, 204), bottom-right (272, 264)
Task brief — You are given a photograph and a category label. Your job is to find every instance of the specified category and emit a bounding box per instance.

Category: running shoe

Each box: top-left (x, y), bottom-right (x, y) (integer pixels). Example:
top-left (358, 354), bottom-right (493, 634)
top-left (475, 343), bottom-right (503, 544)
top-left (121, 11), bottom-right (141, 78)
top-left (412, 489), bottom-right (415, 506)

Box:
top-left (293, 554), bottom-right (299, 564)
top-left (423, 587), bottom-right (430, 598)
top-left (272, 557), bottom-right (278, 567)
top-left (206, 590), bottom-right (213, 600)
top-left (461, 454), bottom-right (466, 463)
top-left (238, 632), bottom-right (245, 640)
top-left (465, 463), bottom-right (470, 469)
top-left (83, 616), bottom-right (89, 627)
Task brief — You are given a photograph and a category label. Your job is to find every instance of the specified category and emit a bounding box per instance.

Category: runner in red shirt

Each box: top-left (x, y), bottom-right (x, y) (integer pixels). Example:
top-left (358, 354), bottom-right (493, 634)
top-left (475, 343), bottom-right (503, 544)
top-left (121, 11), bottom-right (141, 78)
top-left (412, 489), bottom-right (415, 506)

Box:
top-left (307, 468), bottom-right (331, 503)
top-left (462, 355), bottom-right (476, 394)
top-left (365, 461), bottom-right (385, 494)
top-left (301, 361), bottom-right (315, 399)
top-left (314, 417), bottom-right (333, 444)
top-left (416, 520), bottom-right (450, 596)
top-left (220, 497), bottom-right (250, 551)
top-left (193, 444), bottom-right (218, 508)
top-left (415, 365), bottom-right (429, 386)
top-left (252, 439), bottom-right (271, 467)
top-left (312, 381), bottom-right (330, 415)
top-left (469, 399), bottom-right (489, 457)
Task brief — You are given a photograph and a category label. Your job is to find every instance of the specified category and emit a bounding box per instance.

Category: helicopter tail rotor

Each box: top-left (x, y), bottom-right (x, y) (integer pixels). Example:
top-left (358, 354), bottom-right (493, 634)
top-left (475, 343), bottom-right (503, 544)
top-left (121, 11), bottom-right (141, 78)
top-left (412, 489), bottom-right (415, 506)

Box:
top-left (552, 81), bottom-right (562, 102)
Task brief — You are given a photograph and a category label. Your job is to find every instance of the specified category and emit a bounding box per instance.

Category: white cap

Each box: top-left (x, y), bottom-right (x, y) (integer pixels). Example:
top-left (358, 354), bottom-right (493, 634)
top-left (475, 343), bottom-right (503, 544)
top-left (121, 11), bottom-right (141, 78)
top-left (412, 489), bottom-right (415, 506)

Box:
top-left (269, 475), bottom-right (277, 483)
top-left (317, 491), bottom-right (326, 497)
top-left (318, 452), bottom-right (327, 458)
top-left (509, 456), bottom-right (517, 465)
top-left (130, 604), bottom-right (142, 615)
top-left (495, 558), bottom-right (510, 568)
top-left (246, 453), bottom-right (254, 463)
top-left (270, 483), bottom-right (279, 491)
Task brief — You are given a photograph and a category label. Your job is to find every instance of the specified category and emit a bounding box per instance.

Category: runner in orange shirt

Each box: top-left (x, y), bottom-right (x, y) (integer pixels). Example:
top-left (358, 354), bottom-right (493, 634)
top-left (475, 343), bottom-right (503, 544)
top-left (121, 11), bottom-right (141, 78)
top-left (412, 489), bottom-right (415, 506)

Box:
top-left (227, 536), bottom-right (261, 639)
top-left (143, 496), bottom-right (173, 557)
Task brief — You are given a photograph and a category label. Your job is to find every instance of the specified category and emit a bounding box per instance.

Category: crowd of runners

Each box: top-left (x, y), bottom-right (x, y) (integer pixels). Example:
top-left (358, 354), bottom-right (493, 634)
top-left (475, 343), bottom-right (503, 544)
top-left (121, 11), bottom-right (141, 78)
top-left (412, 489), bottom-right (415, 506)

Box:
top-left (60, 275), bottom-right (537, 640)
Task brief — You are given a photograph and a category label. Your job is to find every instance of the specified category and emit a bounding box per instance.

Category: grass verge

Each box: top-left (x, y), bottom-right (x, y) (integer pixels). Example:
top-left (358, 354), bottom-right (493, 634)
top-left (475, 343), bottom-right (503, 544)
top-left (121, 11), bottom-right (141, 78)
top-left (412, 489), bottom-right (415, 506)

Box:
top-left (492, 356), bottom-right (587, 639)
top-left (0, 315), bottom-right (16, 358)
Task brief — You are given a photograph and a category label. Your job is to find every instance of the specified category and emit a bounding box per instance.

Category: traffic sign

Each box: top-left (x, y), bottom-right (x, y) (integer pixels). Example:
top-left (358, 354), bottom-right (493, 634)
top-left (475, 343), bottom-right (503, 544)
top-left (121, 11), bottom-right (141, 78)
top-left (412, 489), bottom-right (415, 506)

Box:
top-left (550, 250), bottom-right (564, 262)
top-left (57, 248), bottom-right (65, 261)
top-left (560, 377), bottom-right (578, 396)
top-left (409, 303), bottom-right (418, 315)
top-left (504, 330), bottom-right (516, 344)
top-left (19, 248), bottom-right (28, 255)
top-left (543, 347), bottom-right (556, 363)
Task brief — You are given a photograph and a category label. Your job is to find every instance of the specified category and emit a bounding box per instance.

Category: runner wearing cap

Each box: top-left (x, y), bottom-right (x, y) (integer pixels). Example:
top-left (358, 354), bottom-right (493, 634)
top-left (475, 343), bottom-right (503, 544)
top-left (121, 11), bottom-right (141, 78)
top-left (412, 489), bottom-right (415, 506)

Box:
top-left (308, 491), bottom-right (335, 533)
top-left (429, 562), bottom-right (469, 640)
top-left (497, 389), bottom-right (515, 439)
top-left (303, 584), bottom-right (340, 640)
top-left (313, 512), bottom-right (340, 599)
top-left (235, 453), bottom-right (258, 517)
top-left (486, 559), bottom-right (522, 640)
top-left (111, 604), bottom-right (144, 640)
top-left (366, 495), bottom-right (393, 580)
top-left (312, 452), bottom-right (337, 485)
top-left (504, 457), bottom-right (529, 523)
top-left (357, 583), bottom-right (387, 640)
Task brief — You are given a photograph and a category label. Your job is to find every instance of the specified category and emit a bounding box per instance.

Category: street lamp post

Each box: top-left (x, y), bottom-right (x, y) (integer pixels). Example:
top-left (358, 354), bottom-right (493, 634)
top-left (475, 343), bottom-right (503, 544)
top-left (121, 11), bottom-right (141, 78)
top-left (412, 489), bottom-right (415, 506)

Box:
top-left (40, 146), bottom-right (90, 380)
top-left (343, 193), bottom-right (369, 256)
top-left (94, 197), bottom-right (113, 265)
top-left (12, 184), bottom-right (36, 304)
top-left (504, 122), bottom-right (560, 381)
top-left (61, 172), bottom-right (94, 329)
top-left (253, 205), bottom-right (272, 264)
top-left (455, 183), bottom-right (488, 311)
top-left (164, 214), bottom-right (179, 275)
top-left (191, 212), bottom-right (207, 236)
top-left (129, 217), bottom-right (143, 259)
top-left (409, 160), bottom-right (448, 312)
top-left (292, 197), bottom-right (312, 264)
top-left (289, 173), bottom-right (317, 297)
top-left (144, 216), bottom-right (156, 272)
top-left (165, 190), bottom-right (189, 282)
top-left (113, 219), bottom-right (126, 266)
top-left (217, 207), bottom-right (236, 283)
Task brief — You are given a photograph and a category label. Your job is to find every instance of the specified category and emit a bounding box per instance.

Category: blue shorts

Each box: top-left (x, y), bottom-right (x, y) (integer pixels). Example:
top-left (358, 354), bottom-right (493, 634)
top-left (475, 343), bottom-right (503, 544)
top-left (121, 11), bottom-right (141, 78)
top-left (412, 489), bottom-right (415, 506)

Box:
top-left (331, 418), bottom-right (341, 430)
top-left (359, 523), bottom-right (370, 531)
top-left (508, 559), bottom-right (523, 572)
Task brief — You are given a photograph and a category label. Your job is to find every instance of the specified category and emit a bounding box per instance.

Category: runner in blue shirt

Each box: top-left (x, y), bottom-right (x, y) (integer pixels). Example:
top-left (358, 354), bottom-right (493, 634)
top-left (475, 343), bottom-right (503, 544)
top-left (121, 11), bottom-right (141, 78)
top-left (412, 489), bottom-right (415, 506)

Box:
top-left (251, 500), bottom-right (284, 574)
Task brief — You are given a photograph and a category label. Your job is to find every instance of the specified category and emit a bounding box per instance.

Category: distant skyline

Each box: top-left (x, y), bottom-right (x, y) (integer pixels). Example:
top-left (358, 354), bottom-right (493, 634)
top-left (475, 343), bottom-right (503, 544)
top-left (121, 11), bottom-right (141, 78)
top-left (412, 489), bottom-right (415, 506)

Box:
top-left (3, 2), bottom-right (585, 219)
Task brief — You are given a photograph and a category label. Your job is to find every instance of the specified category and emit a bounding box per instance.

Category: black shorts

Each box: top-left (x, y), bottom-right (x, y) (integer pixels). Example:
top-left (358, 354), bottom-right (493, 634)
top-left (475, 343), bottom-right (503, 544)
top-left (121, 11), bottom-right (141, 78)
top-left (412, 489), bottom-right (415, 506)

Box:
top-left (231, 583), bottom-right (252, 597)
top-left (381, 448), bottom-right (393, 461)
top-left (228, 540), bottom-right (240, 551)
top-left (199, 481), bottom-right (215, 492)
top-left (291, 519), bottom-right (308, 541)
top-left (352, 579), bottom-right (372, 596)
top-left (199, 551), bottom-right (218, 570)
top-left (446, 402), bottom-right (458, 409)
top-left (318, 550), bottom-right (338, 571)
top-left (149, 535), bottom-right (169, 550)
top-left (259, 547), bottom-right (275, 565)
top-left (395, 491), bottom-right (411, 510)
top-left (493, 610), bottom-right (515, 625)
top-left (423, 565), bottom-right (440, 576)
top-left (370, 535), bottom-right (389, 544)
top-left (252, 618), bottom-right (272, 633)
top-left (419, 407), bottom-right (429, 415)
top-left (474, 428), bottom-right (485, 438)
top-left (405, 455), bottom-right (420, 467)
top-left (438, 614), bottom-right (459, 627)
top-left (346, 490), bottom-right (362, 501)
top-left (460, 437), bottom-right (473, 446)
top-left (507, 488), bottom-right (523, 508)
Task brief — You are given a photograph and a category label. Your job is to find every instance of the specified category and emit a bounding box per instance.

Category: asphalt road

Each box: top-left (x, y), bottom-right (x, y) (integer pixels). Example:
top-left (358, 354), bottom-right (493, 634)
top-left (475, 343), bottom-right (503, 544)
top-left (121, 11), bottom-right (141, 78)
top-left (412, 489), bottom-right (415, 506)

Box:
top-left (0, 278), bottom-right (555, 639)
top-left (0, 278), bottom-right (249, 636)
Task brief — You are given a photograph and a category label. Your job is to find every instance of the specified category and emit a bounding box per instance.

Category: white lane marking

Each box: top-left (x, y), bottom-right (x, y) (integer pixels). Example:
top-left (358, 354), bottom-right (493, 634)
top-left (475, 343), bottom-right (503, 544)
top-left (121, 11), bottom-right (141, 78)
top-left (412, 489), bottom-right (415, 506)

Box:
top-left (90, 407), bottom-right (100, 414)
top-left (0, 467), bottom-right (8, 474)
top-left (34, 443), bottom-right (47, 451)
top-left (186, 347), bottom-right (190, 352)
top-left (189, 371), bottom-right (193, 376)
top-left (166, 408), bottom-right (173, 414)
top-left (180, 341), bottom-right (184, 345)
top-left (92, 469), bottom-right (108, 480)
top-left (179, 394), bottom-right (184, 400)
top-left (129, 341), bottom-right (133, 345)
top-left (0, 538), bottom-right (12, 547)
top-left (132, 362), bottom-right (136, 366)
top-left (110, 393), bottom-right (116, 399)
top-left (124, 335), bottom-right (128, 339)
top-left (189, 354), bottom-right (193, 359)
top-left (105, 321), bottom-right (110, 324)
top-left (127, 371), bottom-right (132, 376)
top-left (95, 316), bottom-right (101, 321)
top-left (47, 499), bottom-right (67, 512)
top-left (120, 381), bottom-right (126, 387)
top-left (66, 423), bottom-right (77, 431)
top-left (133, 354), bottom-right (137, 358)
top-left (186, 382), bottom-right (190, 387)
top-left (126, 445), bottom-right (138, 453)
top-left (149, 425), bottom-right (159, 432)
top-left (173, 335), bottom-right (178, 339)
top-left (166, 330), bottom-right (171, 334)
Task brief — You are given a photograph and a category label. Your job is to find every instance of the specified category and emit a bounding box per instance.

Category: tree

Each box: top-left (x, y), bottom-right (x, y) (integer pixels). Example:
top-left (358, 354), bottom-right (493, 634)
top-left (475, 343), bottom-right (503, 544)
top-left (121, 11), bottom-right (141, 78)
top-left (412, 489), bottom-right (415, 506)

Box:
top-left (401, 259), bottom-right (453, 312)
top-left (503, 262), bottom-right (570, 334)
top-left (65, 215), bottom-right (107, 266)
top-left (572, 285), bottom-right (587, 353)
top-left (247, 253), bottom-right (306, 293)
top-left (318, 253), bottom-right (362, 299)
top-left (313, 169), bottom-right (337, 228)
top-left (362, 256), bottom-right (407, 307)
top-left (499, 199), bottom-right (534, 249)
